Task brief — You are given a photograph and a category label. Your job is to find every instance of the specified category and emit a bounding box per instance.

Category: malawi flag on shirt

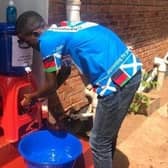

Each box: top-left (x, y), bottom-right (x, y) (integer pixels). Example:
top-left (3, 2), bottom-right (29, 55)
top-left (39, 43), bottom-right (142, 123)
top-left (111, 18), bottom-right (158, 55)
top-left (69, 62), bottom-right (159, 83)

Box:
top-left (43, 56), bottom-right (57, 72)
top-left (112, 68), bottom-right (130, 87)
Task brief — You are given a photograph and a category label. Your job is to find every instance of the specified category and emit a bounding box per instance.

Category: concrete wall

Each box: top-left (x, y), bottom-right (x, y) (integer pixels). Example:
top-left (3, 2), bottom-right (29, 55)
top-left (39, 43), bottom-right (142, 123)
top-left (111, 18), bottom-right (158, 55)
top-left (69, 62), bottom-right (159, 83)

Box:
top-left (0, 0), bottom-right (48, 22)
top-left (0, 0), bottom-right (8, 21)
top-left (0, 0), bottom-right (7, 22)
top-left (15, 0), bottom-right (49, 22)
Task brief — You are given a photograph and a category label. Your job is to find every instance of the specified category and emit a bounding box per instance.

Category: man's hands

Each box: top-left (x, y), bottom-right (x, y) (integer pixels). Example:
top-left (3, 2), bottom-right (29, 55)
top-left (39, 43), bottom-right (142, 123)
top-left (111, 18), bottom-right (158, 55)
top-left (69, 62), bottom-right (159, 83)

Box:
top-left (47, 114), bottom-right (67, 131)
top-left (20, 71), bottom-right (58, 107)
top-left (20, 93), bottom-right (35, 106)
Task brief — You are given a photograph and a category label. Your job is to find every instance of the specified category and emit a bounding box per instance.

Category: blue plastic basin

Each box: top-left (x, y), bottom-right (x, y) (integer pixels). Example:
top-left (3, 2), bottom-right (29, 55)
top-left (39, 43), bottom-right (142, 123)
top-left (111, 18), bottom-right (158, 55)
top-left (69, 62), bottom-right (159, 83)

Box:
top-left (18, 130), bottom-right (82, 168)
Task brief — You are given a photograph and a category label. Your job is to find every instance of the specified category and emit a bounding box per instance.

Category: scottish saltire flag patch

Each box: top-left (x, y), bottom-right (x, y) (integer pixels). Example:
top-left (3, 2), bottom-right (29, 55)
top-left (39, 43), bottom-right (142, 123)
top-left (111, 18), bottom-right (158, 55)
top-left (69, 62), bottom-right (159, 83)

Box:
top-left (112, 68), bottom-right (130, 87)
top-left (43, 56), bottom-right (58, 72)
top-left (95, 77), bottom-right (117, 96)
top-left (120, 53), bottom-right (142, 77)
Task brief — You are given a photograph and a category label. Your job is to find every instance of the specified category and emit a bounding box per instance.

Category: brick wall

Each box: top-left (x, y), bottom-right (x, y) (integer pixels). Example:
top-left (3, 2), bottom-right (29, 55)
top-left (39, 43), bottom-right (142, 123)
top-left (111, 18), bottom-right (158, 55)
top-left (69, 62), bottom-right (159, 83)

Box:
top-left (81, 0), bottom-right (168, 70)
top-left (48, 0), bottom-right (168, 112)
top-left (56, 66), bottom-right (88, 112)
top-left (48, 0), bottom-right (66, 23)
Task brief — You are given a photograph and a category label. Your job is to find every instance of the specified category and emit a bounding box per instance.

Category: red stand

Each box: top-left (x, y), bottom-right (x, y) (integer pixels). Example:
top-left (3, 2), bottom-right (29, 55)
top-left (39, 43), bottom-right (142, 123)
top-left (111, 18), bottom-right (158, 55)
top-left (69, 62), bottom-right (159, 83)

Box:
top-left (0, 75), bottom-right (42, 143)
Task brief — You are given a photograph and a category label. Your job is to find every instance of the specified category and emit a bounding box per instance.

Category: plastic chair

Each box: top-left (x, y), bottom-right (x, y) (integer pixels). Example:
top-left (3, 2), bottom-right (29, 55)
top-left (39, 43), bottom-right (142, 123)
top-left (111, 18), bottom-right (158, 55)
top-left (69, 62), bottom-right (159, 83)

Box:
top-left (0, 75), bottom-right (42, 143)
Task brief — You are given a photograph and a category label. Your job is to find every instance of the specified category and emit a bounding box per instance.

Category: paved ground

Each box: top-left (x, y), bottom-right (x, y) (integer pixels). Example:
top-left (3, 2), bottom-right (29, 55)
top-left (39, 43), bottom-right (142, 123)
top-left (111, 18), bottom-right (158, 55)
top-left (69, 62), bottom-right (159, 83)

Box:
top-left (113, 77), bottom-right (168, 168)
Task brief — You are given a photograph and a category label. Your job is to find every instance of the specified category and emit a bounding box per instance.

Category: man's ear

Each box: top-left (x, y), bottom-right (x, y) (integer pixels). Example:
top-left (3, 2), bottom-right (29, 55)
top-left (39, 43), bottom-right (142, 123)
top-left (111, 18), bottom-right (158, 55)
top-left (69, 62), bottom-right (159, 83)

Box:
top-left (32, 31), bottom-right (40, 37)
top-left (32, 28), bottom-right (43, 37)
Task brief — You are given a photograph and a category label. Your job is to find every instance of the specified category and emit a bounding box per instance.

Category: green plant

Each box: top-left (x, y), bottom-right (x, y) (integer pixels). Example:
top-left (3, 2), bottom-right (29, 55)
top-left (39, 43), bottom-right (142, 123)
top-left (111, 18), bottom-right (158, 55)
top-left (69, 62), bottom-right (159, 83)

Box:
top-left (141, 71), bottom-right (157, 92)
top-left (129, 93), bottom-right (150, 114)
top-left (129, 70), bottom-right (157, 114)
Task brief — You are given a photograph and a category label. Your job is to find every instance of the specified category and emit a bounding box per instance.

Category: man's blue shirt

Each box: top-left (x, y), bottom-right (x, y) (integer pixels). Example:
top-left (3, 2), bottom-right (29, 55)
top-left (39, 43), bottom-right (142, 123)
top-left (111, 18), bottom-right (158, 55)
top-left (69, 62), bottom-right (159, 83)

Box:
top-left (39, 21), bottom-right (142, 96)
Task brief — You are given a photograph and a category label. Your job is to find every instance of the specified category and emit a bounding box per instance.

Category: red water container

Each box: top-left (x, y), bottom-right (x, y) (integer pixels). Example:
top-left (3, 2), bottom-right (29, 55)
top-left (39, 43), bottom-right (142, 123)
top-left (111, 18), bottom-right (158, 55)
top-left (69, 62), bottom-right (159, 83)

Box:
top-left (0, 75), bottom-right (42, 143)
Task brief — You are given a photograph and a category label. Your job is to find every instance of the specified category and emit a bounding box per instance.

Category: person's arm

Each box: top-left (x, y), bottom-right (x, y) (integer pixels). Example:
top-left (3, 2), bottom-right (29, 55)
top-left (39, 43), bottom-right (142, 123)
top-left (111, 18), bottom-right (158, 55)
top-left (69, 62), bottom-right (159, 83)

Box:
top-left (21, 34), bottom-right (72, 106)
top-left (21, 63), bottom-right (71, 106)
top-left (21, 70), bottom-right (59, 106)
top-left (57, 65), bottom-right (71, 87)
